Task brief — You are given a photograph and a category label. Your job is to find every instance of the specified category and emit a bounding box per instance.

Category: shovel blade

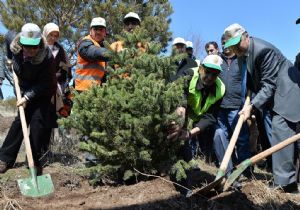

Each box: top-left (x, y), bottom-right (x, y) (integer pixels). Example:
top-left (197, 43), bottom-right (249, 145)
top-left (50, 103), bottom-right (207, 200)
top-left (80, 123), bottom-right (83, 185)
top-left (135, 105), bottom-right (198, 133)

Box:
top-left (186, 175), bottom-right (225, 197)
top-left (17, 173), bottom-right (54, 197)
top-left (223, 159), bottom-right (252, 191)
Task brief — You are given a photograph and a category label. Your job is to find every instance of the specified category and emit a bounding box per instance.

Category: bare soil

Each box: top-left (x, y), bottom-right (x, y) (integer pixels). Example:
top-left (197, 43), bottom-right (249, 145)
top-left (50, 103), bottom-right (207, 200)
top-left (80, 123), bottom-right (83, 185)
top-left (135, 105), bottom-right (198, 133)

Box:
top-left (0, 109), bottom-right (299, 210)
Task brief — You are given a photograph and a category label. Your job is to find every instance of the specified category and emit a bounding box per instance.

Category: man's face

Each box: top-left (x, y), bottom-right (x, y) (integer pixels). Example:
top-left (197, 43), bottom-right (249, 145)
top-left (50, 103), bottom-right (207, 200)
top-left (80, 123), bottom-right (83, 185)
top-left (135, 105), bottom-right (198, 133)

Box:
top-left (200, 66), bottom-right (219, 86)
top-left (22, 44), bottom-right (39, 58)
top-left (90, 26), bottom-right (106, 42)
top-left (174, 43), bottom-right (186, 54)
top-left (222, 39), bottom-right (230, 54)
top-left (229, 35), bottom-right (249, 57)
top-left (124, 18), bottom-right (140, 32)
top-left (206, 44), bottom-right (218, 55)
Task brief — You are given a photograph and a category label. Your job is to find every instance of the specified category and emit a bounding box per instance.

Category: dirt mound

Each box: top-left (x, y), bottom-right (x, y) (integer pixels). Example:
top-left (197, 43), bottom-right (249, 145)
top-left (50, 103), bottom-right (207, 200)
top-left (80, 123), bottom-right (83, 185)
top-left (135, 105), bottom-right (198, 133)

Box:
top-left (0, 113), bottom-right (299, 210)
top-left (0, 163), bottom-right (299, 210)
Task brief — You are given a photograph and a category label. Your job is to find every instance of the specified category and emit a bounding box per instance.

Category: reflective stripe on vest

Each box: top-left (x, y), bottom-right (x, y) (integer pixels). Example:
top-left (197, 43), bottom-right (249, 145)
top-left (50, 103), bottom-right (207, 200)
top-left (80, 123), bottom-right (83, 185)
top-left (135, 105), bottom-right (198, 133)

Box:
top-left (75, 35), bottom-right (106, 91)
top-left (188, 67), bottom-right (225, 121)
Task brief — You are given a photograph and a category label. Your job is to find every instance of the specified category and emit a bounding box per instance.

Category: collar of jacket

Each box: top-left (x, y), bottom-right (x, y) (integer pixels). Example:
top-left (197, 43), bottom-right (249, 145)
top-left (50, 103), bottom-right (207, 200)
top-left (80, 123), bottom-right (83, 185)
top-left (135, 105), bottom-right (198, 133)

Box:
top-left (196, 77), bottom-right (216, 96)
top-left (10, 33), bottom-right (48, 65)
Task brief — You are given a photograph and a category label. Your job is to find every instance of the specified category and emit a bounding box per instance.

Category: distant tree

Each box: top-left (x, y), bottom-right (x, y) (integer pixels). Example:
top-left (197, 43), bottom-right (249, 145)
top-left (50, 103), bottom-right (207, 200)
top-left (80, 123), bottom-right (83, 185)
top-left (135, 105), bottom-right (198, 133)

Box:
top-left (0, 0), bottom-right (173, 64)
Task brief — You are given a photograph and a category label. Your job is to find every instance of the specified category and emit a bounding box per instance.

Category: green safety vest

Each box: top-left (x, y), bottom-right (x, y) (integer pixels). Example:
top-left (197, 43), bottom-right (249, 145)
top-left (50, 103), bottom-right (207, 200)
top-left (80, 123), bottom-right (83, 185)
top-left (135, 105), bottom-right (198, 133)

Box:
top-left (187, 67), bottom-right (225, 121)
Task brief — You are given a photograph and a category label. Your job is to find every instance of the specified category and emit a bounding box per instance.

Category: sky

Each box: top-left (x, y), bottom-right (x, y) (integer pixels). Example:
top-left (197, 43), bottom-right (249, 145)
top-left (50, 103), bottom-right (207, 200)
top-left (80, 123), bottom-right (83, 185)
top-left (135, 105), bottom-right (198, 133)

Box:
top-left (1, 0), bottom-right (300, 98)
top-left (169, 0), bottom-right (300, 61)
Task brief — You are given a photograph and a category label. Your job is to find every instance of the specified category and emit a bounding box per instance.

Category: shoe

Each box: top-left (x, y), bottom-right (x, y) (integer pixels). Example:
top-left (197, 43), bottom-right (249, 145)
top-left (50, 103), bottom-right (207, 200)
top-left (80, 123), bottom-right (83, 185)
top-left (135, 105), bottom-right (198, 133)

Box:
top-left (0, 160), bottom-right (9, 173)
top-left (269, 182), bottom-right (299, 194)
top-left (232, 180), bottom-right (242, 189)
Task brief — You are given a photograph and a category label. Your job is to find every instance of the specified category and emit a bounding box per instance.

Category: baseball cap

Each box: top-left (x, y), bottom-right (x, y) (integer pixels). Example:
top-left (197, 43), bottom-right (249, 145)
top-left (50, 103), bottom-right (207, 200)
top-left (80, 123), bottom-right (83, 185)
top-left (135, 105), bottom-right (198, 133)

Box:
top-left (223, 23), bottom-right (246, 49)
top-left (172, 37), bottom-right (186, 45)
top-left (20, 23), bottom-right (42, 46)
top-left (124, 12), bottom-right (141, 22)
top-left (202, 54), bottom-right (223, 71)
top-left (185, 41), bottom-right (193, 49)
top-left (90, 17), bottom-right (106, 28)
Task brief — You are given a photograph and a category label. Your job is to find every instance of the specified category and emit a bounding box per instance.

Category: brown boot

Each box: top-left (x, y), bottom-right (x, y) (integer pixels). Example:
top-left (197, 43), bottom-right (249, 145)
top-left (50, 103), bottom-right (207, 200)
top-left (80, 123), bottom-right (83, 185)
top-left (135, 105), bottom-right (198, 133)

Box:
top-left (0, 160), bottom-right (8, 173)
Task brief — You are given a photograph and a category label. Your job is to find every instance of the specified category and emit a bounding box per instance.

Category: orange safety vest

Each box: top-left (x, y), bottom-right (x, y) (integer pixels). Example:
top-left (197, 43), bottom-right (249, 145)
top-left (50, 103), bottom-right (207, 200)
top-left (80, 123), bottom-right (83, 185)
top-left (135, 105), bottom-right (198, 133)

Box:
top-left (75, 35), bottom-right (106, 91)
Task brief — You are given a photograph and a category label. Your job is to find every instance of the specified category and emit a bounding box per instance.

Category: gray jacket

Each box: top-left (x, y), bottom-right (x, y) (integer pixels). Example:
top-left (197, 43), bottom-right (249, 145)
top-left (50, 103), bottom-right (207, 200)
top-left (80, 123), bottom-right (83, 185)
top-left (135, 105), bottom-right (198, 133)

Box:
top-left (244, 37), bottom-right (300, 122)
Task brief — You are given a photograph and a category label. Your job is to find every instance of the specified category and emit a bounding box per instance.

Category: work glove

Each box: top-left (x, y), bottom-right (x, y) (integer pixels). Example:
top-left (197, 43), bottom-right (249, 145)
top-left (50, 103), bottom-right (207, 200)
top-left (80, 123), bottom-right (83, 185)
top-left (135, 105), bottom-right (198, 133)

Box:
top-left (16, 97), bottom-right (27, 108)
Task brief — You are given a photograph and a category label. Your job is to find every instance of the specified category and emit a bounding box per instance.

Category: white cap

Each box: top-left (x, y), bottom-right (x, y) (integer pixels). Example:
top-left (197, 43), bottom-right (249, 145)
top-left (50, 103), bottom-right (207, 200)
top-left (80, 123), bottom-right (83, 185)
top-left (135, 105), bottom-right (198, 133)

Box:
top-left (223, 23), bottom-right (246, 48)
top-left (172, 37), bottom-right (186, 45)
top-left (90, 17), bottom-right (106, 28)
top-left (43, 22), bottom-right (59, 38)
top-left (124, 12), bottom-right (141, 22)
top-left (185, 41), bottom-right (193, 49)
top-left (20, 23), bottom-right (41, 46)
top-left (202, 54), bottom-right (223, 71)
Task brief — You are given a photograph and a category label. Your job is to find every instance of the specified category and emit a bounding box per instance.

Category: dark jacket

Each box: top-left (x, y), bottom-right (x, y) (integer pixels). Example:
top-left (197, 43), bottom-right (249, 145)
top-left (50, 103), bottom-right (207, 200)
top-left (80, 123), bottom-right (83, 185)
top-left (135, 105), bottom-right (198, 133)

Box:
top-left (219, 54), bottom-right (242, 109)
top-left (51, 42), bottom-right (72, 84)
top-left (78, 39), bottom-right (109, 62)
top-left (10, 34), bottom-right (56, 102)
top-left (170, 57), bottom-right (198, 82)
top-left (243, 37), bottom-right (300, 122)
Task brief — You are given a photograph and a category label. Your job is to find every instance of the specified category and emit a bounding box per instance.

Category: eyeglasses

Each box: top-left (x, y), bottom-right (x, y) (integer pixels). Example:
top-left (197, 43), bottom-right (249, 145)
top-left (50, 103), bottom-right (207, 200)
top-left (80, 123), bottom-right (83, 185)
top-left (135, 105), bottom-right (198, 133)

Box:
top-left (22, 45), bottom-right (39, 49)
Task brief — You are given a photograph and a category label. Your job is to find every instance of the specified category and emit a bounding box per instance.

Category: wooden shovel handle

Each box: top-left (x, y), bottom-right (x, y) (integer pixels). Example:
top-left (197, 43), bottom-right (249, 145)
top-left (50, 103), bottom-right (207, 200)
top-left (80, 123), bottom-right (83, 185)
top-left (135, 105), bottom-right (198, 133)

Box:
top-left (219, 92), bottom-right (251, 171)
top-left (12, 70), bottom-right (35, 168)
top-left (251, 133), bottom-right (300, 164)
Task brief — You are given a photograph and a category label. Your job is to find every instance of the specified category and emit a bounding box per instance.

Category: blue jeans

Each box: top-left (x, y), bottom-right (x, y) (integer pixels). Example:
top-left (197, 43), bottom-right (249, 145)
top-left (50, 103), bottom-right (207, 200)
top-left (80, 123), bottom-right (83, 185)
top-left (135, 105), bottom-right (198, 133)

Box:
top-left (213, 108), bottom-right (250, 174)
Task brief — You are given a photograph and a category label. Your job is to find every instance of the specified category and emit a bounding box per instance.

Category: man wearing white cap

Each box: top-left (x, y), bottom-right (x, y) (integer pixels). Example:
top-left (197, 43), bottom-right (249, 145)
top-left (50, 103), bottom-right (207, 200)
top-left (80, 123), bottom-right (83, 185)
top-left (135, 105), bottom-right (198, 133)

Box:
top-left (170, 38), bottom-right (199, 82)
top-left (0, 23), bottom-right (56, 174)
top-left (224, 23), bottom-right (300, 193)
top-left (167, 54), bottom-right (225, 196)
top-left (111, 12), bottom-right (145, 53)
top-left (75, 17), bottom-right (110, 91)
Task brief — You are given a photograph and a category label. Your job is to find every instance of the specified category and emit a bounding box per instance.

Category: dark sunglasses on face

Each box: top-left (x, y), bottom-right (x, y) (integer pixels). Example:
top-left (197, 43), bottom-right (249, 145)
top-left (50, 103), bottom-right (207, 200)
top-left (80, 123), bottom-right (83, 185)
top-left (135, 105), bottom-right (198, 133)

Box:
top-left (22, 45), bottom-right (39, 49)
top-left (124, 20), bottom-right (140, 26)
top-left (204, 68), bottom-right (219, 77)
top-left (92, 26), bottom-right (106, 31)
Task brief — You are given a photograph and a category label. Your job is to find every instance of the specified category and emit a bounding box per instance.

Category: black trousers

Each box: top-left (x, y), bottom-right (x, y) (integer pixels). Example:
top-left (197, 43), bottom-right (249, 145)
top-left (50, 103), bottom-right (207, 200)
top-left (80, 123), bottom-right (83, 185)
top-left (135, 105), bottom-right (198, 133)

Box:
top-left (0, 99), bottom-right (52, 167)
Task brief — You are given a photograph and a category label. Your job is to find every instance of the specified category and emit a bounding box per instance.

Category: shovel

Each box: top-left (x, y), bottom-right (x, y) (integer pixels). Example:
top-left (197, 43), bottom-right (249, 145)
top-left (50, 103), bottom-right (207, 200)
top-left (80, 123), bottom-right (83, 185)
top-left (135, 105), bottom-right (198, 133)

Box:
top-left (223, 133), bottom-right (300, 191)
top-left (187, 93), bottom-right (251, 197)
top-left (12, 69), bottom-right (54, 197)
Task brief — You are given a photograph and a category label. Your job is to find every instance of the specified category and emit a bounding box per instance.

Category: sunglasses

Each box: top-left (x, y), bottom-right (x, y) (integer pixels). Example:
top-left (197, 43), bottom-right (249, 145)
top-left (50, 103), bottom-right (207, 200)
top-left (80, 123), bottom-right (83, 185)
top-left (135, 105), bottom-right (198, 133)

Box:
top-left (22, 45), bottom-right (39, 49)
top-left (204, 68), bottom-right (219, 77)
top-left (124, 20), bottom-right (140, 26)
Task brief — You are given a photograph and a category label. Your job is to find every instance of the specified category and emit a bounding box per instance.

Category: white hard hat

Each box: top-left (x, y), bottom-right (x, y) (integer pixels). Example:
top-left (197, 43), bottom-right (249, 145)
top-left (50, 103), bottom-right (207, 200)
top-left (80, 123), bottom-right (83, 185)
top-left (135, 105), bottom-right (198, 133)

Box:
top-left (90, 17), bottom-right (106, 28)
top-left (20, 23), bottom-right (41, 46)
top-left (172, 37), bottom-right (186, 45)
top-left (185, 41), bottom-right (193, 49)
top-left (124, 12), bottom-right (141, 22)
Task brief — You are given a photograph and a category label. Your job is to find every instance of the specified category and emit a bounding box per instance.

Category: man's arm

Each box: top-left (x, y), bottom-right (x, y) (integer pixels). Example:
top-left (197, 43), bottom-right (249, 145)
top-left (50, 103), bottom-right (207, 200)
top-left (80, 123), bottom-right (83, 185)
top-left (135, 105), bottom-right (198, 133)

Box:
top-left (251, 49), bottom-right (279, 110)
top-left (78, 40), bottom-right (110, 62)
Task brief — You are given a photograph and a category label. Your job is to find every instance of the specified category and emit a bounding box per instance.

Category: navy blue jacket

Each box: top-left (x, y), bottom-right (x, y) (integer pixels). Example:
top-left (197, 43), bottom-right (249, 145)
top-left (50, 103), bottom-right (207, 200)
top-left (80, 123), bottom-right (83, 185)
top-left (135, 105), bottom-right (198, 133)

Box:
top-left (218, 53), bottom-right (242, 109)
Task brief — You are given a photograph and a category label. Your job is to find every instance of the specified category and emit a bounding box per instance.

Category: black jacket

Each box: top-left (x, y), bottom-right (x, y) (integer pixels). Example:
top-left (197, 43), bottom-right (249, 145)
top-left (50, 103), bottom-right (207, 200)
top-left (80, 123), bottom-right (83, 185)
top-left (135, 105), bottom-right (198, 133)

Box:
top-left (10, 34), bottom-right (56, 102)
top-left (51, 42), bottom-right (72, 84)
top-left (243, 37), bottom-right (300, 122)
top-left (219, 54), bottom-right (242, 109)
